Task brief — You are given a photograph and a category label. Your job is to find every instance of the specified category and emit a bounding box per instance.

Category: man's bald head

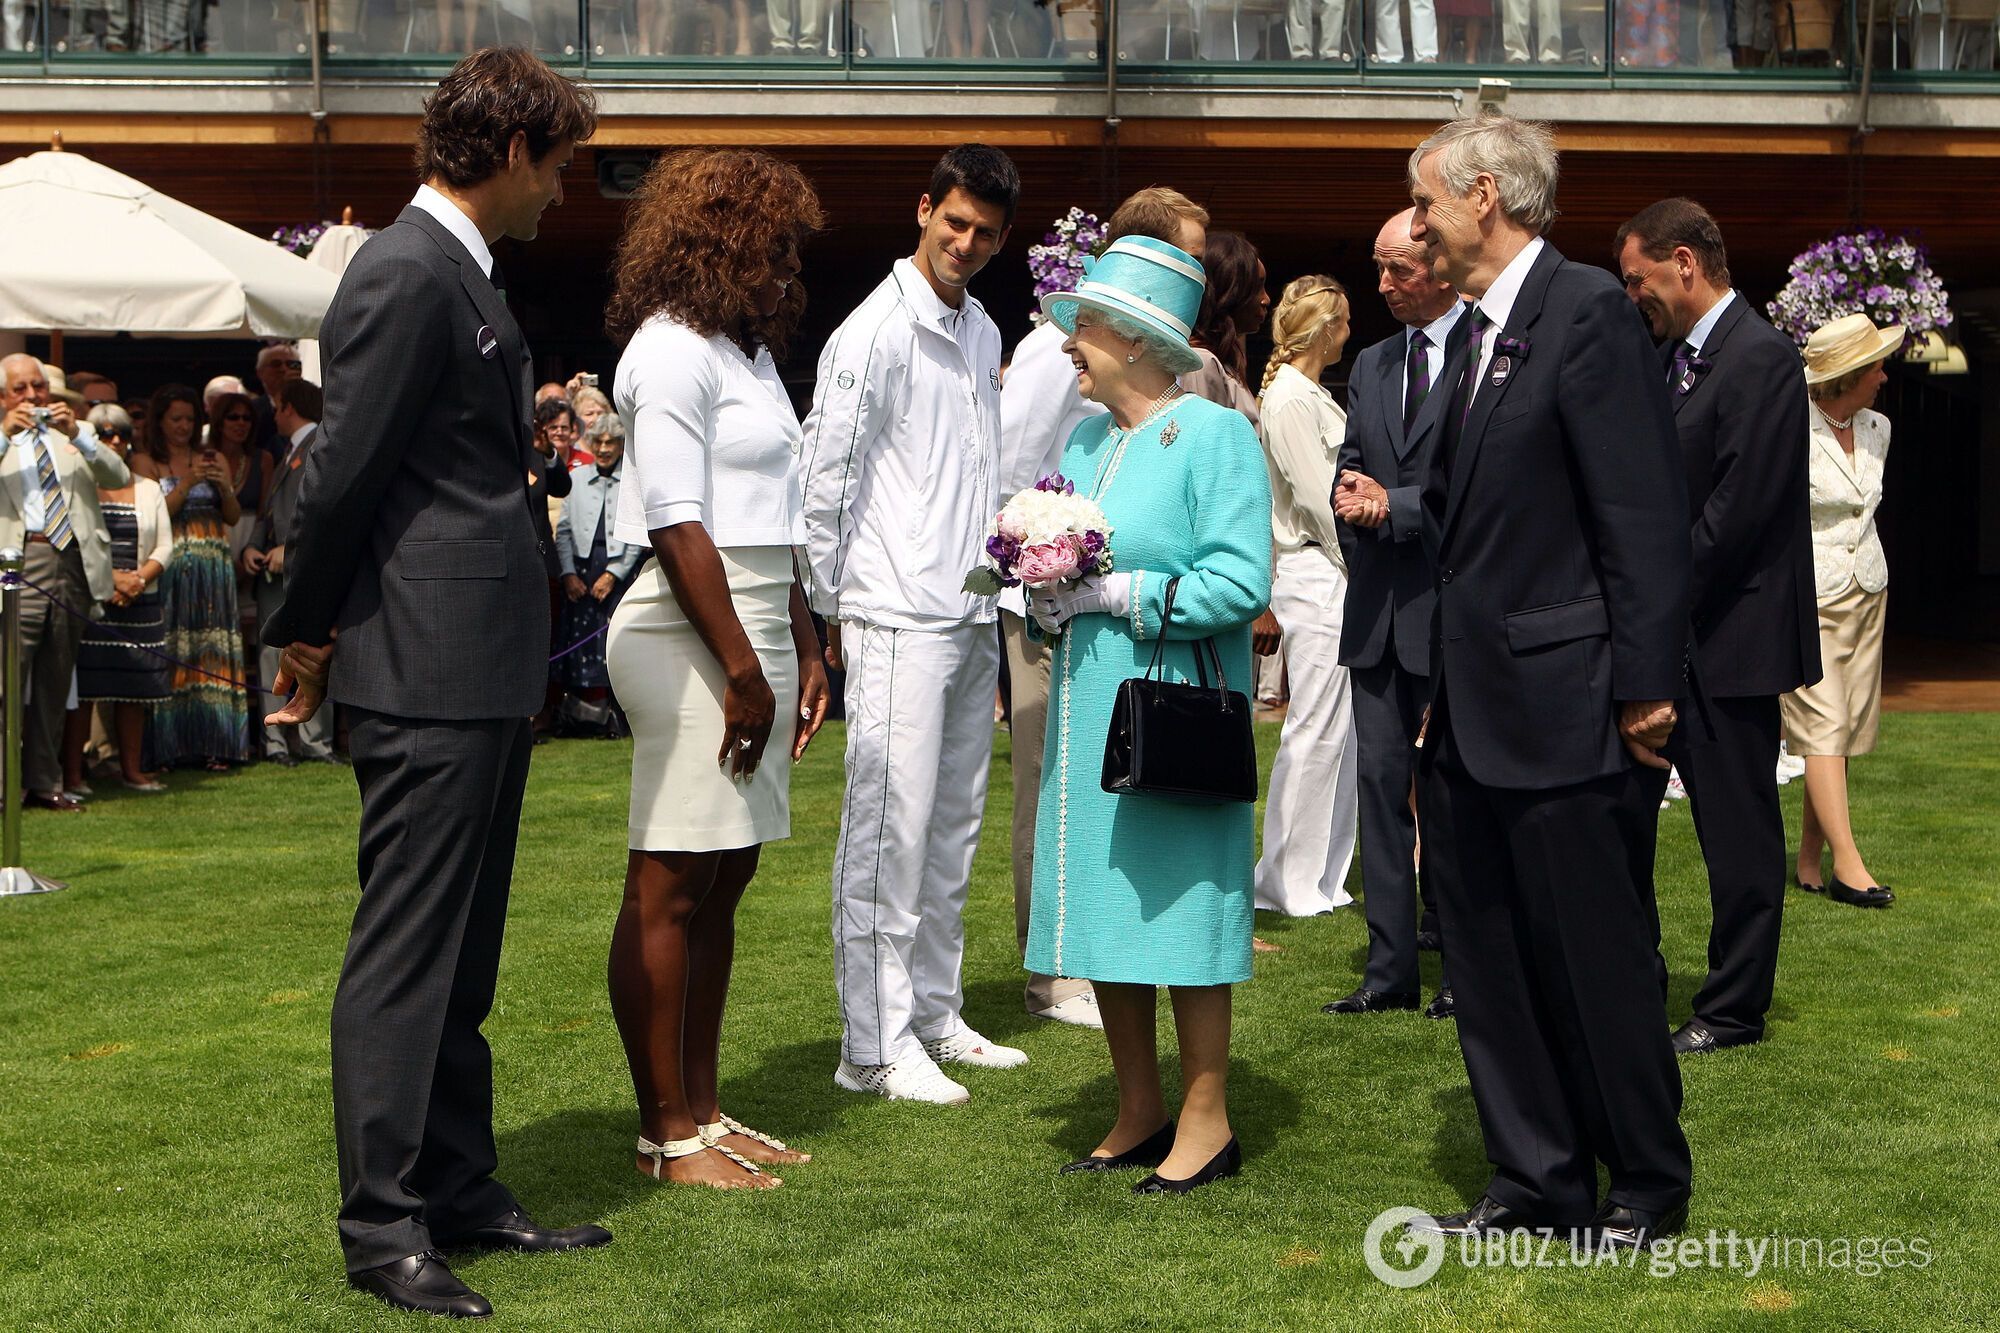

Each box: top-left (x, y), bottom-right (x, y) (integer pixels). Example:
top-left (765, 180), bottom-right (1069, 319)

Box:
top-left (1373, 207), bottom-right (1459, 329)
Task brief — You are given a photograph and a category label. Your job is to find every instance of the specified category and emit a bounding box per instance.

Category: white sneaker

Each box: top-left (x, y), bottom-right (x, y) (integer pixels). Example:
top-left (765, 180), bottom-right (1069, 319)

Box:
top-left (1665, 770), bottom-right (1688, 802)
top-left (1030, 992), bottom-right (1104, 1029)
top-left (922, 1028), bottom-right (1030, 1069)
top-left (834, 1055), bottom-right (970, 1105)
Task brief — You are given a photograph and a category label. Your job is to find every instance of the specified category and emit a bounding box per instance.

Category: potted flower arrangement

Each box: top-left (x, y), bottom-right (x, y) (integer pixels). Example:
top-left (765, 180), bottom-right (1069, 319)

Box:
top-left (1767, 229), bottom-right (1953, 350)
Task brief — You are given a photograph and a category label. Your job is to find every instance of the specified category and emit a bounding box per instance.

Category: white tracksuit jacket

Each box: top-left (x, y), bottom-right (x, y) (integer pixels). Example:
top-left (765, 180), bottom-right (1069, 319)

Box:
top-left (800, 258), bottom-right (1003, 631)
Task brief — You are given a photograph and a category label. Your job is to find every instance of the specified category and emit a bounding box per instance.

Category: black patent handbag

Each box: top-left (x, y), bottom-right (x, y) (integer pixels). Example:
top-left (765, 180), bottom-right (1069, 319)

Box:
top-left (1100, 576), bottom-right (1259, 804)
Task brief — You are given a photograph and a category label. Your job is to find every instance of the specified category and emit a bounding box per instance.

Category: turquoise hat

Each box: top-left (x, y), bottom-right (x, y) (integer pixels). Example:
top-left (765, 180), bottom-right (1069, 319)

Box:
top-left (1040, 236), bottom-right (1207, 370)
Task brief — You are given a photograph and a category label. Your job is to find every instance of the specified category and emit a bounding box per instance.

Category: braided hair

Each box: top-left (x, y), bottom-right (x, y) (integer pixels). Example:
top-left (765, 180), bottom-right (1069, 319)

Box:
top-left (1260, 275), bottom-right (1350, 396)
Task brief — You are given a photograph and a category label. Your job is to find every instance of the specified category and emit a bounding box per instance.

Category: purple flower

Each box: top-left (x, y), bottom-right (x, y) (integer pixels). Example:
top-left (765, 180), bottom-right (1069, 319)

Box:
top-left (1035, 473), bottom-right (1075, 496)
top-left (1496, 335), bottom-right (1532, 359)
top-left (987, 533), bottom-right (1020, 564)
top-left (1081, 529), bottom-right (1105, 554)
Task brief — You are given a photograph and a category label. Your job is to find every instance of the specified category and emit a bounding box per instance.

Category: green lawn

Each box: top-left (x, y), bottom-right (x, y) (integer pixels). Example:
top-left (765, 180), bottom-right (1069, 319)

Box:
top-left (3, 714), bottom-right (1996, 1331)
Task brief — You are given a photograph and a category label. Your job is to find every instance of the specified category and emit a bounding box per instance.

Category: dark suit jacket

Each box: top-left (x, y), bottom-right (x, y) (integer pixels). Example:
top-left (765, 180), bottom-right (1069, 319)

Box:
top-left (1663, 295), bottom-right (1821, 699)
top-left (262, 422), bottom-right (315, 586)
top-left (265, 206), bottom-right (549, 720)
top-left (1423, 242), bottom-right (1692, 791)
top-left (1337, 325), bottom-right (1452, 677)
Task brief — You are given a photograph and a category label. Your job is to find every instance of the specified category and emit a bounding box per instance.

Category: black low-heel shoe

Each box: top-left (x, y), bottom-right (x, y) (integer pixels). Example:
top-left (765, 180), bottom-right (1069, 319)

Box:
top-left (1059, 1121), bottom-right (1175, 1175)
top-left (1793, 874), bottom-right (1827, 895)
top-left (1133, 1137), bottom-right (1242, 1195)
top-left (1829, 876), bottom-right (1893, 908)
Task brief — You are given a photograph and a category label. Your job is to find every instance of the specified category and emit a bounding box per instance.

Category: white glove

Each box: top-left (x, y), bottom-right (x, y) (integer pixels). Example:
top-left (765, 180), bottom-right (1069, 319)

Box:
top-left (1029, 572), bottom-right (1133, 635)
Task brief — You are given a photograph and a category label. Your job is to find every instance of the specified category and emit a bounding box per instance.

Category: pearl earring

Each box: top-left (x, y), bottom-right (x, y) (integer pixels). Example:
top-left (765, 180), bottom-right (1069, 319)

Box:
top-left (1126, 353), bottom-right (1137, 364)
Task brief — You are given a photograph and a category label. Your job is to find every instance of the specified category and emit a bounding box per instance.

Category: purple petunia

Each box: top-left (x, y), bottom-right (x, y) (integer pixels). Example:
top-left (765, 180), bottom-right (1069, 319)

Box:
top-left (1768, 229), bottom-right (1953, 347)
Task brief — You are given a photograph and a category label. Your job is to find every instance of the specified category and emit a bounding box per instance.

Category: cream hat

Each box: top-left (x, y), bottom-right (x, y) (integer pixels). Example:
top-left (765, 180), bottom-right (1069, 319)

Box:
top-left (1803, 313), bottom-right (1906, 385)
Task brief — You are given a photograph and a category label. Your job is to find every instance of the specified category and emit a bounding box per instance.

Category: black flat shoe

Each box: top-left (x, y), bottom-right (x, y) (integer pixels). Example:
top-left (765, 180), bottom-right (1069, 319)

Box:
top-left (1828, 876), bottom-right (1893, 908)
top-left (1133, 1136), bottom-right (1242, 1195)
top-left (1408, 1193), bottom-right (1575, 1238)
top-left (1322, 988), bottom-right (1420, 1015)
top-left (1059, 1120), bottom-right (1176, 1175)
top-left (435, 1207), bottom-right (612, 1254)
top-left (1576, 1197), bottom-right (1690, 1251)
top-left (348, 1251), bottom-right (491, 1319)
top-left (1424, 988), bottom-right (1455, 1021)
top-left (1793, 874), bottom-right (1826, 894)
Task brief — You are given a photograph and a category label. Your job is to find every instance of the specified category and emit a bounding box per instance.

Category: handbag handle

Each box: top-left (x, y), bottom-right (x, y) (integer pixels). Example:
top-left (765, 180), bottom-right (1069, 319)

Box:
top-left (1144, 576), bottom-right (1232, 697)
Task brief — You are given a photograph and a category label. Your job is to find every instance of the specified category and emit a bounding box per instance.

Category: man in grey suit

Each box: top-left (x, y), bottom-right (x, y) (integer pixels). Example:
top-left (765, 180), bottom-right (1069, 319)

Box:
top-left (244, 377), bottom-right (333, 765)
top-left (263, 50), bottom-right (607, 1320)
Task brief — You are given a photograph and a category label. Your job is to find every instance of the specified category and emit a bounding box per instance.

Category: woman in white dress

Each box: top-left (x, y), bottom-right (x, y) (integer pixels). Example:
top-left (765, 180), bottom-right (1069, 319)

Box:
top-left (1252, 275), bottom-right (1359, 918)
top-left (603, 148), bottom-right (832, 1190)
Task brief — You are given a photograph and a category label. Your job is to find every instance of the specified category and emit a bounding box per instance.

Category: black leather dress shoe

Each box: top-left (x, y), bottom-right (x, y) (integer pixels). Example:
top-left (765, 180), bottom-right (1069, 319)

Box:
top-left (1828, 876), bottom-right (1893, 908)
top-left (1322, 988), bottom-right (1420, 1015)
top-left (1060, 1120), bottom-right (1175, 1174)
top-left (26, 792), bottom-right (85, 813)
top-left (1671, 1019), bottom-right (1758, 1056)
top-left (1133, 1137), bottom-right (1242, 1195)
top-left (1408, 1194), bottom-right (1571, 1238)
top-left (1424, 988), bottom-right (1456, 1021)
top-left (348, 1251), bottom-right (491, 1319)
top-left (1416, 929), bottom-right (1443, 952)
top-left (435, 1208), bottom-right (613, 1254)
top-left (1577, 1197), bottom-right (1689, 1250)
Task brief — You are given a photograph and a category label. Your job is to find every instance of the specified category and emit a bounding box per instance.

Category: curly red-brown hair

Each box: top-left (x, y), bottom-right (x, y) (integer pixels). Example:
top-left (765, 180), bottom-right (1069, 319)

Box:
top-left (606, 149), bottom-right (824, 360)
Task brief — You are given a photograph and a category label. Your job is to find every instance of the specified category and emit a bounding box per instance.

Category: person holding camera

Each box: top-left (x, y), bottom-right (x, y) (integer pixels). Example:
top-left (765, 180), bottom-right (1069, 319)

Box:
top-left (1, 354), bottom-right (132, 811)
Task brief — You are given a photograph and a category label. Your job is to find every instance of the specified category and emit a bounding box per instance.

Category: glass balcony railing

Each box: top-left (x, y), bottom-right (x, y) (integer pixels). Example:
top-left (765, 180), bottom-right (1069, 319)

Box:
top-left (0, 0), bottom-right (1991, 76)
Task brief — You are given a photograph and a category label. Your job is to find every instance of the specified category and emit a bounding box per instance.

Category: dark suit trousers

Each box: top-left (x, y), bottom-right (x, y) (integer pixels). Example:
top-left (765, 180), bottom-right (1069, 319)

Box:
top-left (1423, 709), bottom-right (1692, 1218)
top-left (332, 707), bottom-right (530, 1272)
top-left (1663, 693), bottom-right (1786, 1043)
top-left (1352, 659), bottom-right (1444, 994)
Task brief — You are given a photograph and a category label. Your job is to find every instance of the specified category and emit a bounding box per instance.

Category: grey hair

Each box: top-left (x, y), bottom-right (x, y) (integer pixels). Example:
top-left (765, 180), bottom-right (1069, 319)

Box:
top-left (1408, 114), bottom-right (1560, 234)
top-left (87, 402), bottom-right (134, 437)
top-left (585, 411), bottom-right (626, 442)
top-left (1076, 304), bottom-right (1204, 376)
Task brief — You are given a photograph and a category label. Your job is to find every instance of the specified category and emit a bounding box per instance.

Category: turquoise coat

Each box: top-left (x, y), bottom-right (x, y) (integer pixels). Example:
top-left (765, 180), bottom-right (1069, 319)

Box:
top-left (1025, 395), bottom-right (1274, 987)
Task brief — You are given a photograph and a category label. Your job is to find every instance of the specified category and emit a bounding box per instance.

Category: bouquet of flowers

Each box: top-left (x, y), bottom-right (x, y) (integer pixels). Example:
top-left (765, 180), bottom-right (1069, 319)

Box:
top-left (962, 474), bottom-right (1114, 597)
top-left (1767, 230), bottom-right (1953, 348)
top-left (1026, 207), bottom-right (1107, 320)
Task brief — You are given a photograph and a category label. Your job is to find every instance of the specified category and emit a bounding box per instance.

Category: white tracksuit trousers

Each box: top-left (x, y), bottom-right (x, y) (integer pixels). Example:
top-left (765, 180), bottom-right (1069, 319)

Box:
top-left (1254, 547), bottom-right (1360, 916)
top-left (833, 620), bottom-right (999, 1065)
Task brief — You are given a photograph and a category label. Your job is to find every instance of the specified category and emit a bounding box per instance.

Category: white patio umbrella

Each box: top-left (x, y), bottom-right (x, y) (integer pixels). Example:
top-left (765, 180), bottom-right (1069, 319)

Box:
top-left (0, 143), bottom-right (340, 344)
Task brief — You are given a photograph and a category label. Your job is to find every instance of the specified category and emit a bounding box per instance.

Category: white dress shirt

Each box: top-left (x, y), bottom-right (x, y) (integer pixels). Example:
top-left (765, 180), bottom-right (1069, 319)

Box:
top-left (410, 184), bottom-right (493, 278)
top-left (6, 420), bottom-right (101, 534)
top-left (613, 314), bottom-right (805, 549)
top-left (800, 258), bottom-right (1003, 630)
top-left (1401, 300), bottom-right (1468, 409)
top-left (1683, 288), bottom-right (1736, 355)
top-left (1465, 235), bottom-right (1546, 405)
top-left (1257, 363), bottom-right (1346, 558)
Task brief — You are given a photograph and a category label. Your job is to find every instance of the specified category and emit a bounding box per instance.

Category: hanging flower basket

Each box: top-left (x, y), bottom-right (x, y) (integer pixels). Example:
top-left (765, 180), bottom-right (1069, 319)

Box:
top-left (1026, 207), bottom-right (1106, 323)
top-left (1766, 230), bottom-right (1953, 349)
top-left (271, 221), bottom-right (336, 257)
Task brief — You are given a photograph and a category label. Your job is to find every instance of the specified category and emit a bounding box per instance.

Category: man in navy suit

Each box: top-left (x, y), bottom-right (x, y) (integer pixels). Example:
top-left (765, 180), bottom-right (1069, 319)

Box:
top-left (1396, 114), bottom-right (1694, 1250)
top-left (1323, 208), bottom-right (1464, 1020)
top-left (266, 50), bottom-right (610, 1318)
top-left (1614, 199), bottom-right (1821, 1055)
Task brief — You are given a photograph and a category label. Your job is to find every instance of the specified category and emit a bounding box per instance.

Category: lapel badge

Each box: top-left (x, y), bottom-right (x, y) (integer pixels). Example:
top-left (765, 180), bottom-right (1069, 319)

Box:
top-left (1489, 355), bottom-right (1512, 388)
top-left (476, 325), bottom-right (499, 360)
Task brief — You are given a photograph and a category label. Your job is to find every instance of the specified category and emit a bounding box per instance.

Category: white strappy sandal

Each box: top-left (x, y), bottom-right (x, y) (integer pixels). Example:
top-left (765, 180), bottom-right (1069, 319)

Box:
top-left (635, 1133), bottom-right (776, 1185)
top-left (699, 1115), bottom-right (808, 1162)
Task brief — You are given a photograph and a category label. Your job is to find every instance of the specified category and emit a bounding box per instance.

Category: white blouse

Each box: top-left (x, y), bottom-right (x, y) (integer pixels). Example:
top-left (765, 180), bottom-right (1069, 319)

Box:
top-left (1806, 405), bottom-right (1889, 601)
top-left (1256, 363), bottom-right (1345, 558)
top-left (612, 314), bottom-right (806, 549)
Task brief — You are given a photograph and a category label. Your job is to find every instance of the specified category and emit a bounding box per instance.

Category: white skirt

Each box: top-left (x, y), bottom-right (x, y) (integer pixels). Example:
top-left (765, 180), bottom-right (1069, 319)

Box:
top-left (606, 545), bottom-right (799, 852)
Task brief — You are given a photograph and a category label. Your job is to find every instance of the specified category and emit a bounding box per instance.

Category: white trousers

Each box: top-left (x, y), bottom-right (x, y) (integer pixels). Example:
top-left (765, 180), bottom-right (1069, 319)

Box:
top-left (1371, 0), bottom-right (1438, 60)
top-left (1501, 0), bottom-right (1564, 61)
top-left (832, 620), bottom-right (998, 1065)
top-left (1254, 548), bottom-right (1359, 916)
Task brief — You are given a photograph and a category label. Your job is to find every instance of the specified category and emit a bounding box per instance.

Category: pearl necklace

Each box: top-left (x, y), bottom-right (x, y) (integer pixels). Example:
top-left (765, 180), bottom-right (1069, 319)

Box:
top-left (1813, 401), bottom-right (1855, 432)
top-left (1090, 384), bottom-right (1184, 501)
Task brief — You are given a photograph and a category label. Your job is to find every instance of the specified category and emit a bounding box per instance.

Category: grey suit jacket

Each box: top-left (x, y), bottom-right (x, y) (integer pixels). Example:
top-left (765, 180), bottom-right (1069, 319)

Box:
top-left (262, 423), bottom-right (315, 571)
top-left (264, 206), bottom-right (549, 720)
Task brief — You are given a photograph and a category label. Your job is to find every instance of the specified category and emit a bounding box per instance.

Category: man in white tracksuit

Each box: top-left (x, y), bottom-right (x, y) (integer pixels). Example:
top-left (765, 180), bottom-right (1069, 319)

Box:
top-left (803, 145), bottom-right (1027, 1106)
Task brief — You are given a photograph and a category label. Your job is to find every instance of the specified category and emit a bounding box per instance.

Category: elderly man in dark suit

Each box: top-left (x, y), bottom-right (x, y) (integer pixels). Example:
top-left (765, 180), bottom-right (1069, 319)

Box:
top-left (1392, 114), bottom-right (1694, 1250)
top-left (263, 50), bottom-right (607, 1320)
top-left (1614, 198), bottom-right (1821, 1055)
top-left (1324, 209), bottom-right (1466, 1022)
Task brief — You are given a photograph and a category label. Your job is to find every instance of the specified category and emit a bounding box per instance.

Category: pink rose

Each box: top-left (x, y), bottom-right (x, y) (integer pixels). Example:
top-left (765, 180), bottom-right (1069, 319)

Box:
top-left (1015, 541), bottom-right (1081, 587)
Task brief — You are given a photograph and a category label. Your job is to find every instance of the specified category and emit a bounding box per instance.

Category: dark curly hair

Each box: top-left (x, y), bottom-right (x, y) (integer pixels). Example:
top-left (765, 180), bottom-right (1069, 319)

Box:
top-left (1193, 230), bottom-right (1264, 387)
top-left (605, 149), bottom-right (825, 360)
top-left (414, 47), bottom-right (598, 189)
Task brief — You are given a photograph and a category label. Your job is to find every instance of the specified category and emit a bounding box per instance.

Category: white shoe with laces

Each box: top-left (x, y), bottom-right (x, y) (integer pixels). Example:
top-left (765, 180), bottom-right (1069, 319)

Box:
top-left (834, 1055), bottom-right (970, 1105)
top-left (922, 1028), bottom-right (1030, 1069)
top-left (1030, 992), bottom-right (1104, 1029)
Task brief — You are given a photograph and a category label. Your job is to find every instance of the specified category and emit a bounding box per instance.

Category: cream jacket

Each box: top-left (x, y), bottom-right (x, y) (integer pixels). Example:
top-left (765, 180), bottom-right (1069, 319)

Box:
top-left (1807, 406), bottom-right (1889, 601)
top-left (1256, 363), bottom-right (1346, 561)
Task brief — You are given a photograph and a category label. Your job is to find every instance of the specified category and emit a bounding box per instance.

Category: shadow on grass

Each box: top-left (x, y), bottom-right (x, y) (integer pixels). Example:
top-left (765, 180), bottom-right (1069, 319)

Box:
top-left (1424, 1082), bottom-right (1490, 1208)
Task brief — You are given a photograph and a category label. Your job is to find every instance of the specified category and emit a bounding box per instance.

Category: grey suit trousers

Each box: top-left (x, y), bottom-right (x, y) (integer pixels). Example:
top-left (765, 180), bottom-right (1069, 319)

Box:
top-left (332, 707), bottom-right (530, 1272)
top-left (253, 574), bottom-right (331, 761)
top-left (18, 541), bottom-right (88, 797)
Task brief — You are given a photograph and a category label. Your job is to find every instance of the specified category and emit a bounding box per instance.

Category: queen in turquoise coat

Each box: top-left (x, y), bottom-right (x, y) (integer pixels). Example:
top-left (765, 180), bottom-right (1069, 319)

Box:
top-left (1023, 236), bottom-right (1272, 1194)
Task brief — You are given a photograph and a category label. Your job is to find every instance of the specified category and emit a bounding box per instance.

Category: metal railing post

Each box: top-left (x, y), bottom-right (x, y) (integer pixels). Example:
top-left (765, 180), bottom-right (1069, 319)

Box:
top-left (0, 548), bottom-right (67, 898)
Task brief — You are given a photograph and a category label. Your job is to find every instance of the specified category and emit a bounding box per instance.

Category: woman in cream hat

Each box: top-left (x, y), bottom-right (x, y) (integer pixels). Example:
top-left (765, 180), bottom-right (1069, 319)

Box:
top-left (1026, 236), bottom-right (1273, 1194)
top-left (1783, 313), bottom-right (1904, 909)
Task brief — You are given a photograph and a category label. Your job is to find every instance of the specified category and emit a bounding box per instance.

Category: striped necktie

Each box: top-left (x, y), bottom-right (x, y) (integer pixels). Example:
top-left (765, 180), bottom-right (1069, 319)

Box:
top-left (33, 431), bottom-right (75, 551)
